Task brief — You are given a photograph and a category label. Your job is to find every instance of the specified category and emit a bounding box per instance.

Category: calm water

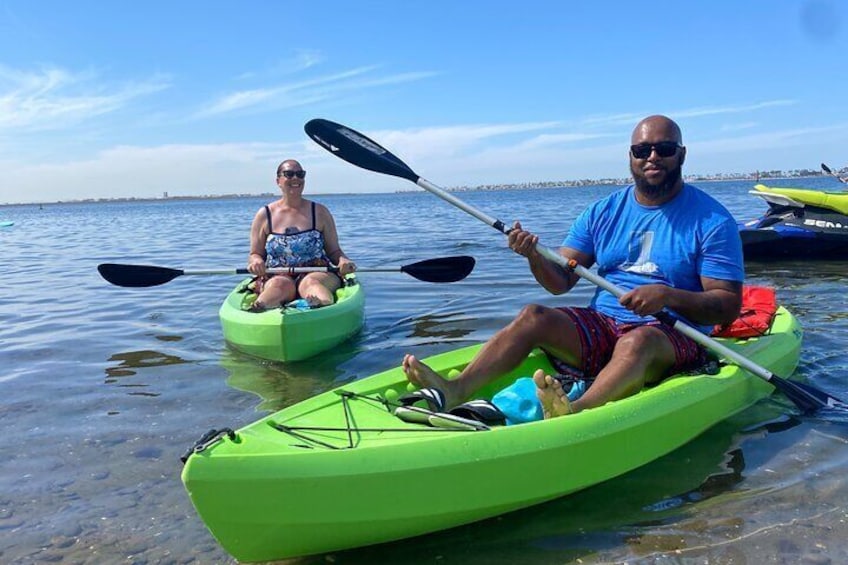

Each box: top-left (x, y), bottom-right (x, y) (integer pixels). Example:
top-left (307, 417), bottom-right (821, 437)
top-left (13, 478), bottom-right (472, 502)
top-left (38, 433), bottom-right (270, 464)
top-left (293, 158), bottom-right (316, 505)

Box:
top-left (2, 178), bottom-right (848, 564)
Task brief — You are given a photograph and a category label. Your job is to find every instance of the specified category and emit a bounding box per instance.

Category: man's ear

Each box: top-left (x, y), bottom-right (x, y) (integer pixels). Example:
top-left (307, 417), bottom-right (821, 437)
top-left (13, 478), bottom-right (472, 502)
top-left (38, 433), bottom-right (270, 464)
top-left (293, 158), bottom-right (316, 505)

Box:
top-left (679, 146), bottom-right (686, 166)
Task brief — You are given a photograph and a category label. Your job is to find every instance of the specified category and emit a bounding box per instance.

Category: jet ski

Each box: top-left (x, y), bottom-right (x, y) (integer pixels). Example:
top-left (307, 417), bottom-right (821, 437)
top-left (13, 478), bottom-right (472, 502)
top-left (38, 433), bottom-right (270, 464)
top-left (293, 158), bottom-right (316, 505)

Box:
top-left (739, 183), bottom-right (848, 260)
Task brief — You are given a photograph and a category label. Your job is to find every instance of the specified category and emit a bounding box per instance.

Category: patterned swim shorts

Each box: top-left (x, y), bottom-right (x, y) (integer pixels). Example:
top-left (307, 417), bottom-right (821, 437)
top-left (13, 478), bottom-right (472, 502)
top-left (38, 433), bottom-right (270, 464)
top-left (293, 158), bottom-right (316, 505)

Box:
top-left (543, 307), bottom-right (710, 388)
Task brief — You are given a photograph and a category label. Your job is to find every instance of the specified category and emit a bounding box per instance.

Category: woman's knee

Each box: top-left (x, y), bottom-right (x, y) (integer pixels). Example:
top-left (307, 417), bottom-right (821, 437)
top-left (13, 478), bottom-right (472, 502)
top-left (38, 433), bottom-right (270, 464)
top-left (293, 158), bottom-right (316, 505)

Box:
top-left (263, 276), bottom-right (295, 297)
top-left (299, 274), bottom-right (338, 296)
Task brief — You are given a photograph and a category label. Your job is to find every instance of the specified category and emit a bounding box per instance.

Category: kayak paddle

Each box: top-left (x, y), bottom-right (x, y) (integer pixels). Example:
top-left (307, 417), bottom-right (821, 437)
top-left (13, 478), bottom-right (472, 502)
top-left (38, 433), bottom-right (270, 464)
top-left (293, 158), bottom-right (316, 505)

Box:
top-left (98, 255), bottom-right (475, 288)
top-left (305, 117), bottom-right (847, 413)
top-left (821, 162), bottom-right (848, 184)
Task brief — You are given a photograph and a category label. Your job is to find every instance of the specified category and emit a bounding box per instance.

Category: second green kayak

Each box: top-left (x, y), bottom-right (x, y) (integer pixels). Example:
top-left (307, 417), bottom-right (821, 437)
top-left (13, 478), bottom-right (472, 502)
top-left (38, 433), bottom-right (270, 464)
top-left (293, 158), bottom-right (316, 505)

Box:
top-left (184, 306), bottom-right (802, 562)
top-left (218, 275), bottom-right (365, 362)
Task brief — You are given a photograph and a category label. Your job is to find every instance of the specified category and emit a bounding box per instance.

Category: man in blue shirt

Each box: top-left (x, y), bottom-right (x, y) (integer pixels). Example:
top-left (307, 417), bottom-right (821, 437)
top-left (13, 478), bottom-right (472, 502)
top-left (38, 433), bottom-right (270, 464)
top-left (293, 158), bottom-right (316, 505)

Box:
top-left (403, 115), bottom-right (744, 419)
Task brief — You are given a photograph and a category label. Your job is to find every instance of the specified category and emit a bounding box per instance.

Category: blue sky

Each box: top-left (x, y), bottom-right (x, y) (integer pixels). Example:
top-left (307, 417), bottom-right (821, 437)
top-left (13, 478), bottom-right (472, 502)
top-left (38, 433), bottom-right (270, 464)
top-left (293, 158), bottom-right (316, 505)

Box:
top-left (1, 0), bottom-right (847, 204)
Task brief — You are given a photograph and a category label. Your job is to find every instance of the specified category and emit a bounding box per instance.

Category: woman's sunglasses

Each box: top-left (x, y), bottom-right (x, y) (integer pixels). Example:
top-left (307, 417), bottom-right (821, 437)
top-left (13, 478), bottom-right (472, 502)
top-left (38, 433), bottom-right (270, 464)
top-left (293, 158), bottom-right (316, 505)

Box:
top-left (279, 170), bottom-right (307, 179)
top-left (630, 142), bottom-right (682, 160)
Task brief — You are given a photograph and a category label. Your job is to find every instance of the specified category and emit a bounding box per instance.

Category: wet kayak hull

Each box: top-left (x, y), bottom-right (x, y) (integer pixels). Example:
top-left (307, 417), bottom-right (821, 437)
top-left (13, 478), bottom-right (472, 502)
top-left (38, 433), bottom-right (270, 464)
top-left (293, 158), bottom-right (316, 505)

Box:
top-left (184, 306), bottom-right (802, 561)
top-left (218, 276), bottom-right (365, 362)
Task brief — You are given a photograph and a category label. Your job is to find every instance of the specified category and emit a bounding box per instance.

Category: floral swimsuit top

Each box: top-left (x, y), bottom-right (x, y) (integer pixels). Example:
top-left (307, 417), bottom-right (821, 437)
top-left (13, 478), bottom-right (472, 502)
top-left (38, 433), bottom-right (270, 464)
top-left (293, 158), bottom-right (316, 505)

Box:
top-left (264, 202), bottom-right (330, 268)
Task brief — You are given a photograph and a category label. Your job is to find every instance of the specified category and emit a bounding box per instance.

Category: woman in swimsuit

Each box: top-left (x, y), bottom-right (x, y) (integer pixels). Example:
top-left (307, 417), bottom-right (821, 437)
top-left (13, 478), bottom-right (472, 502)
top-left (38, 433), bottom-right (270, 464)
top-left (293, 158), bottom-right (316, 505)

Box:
top-left (246, 159), bottom-right (356, 311)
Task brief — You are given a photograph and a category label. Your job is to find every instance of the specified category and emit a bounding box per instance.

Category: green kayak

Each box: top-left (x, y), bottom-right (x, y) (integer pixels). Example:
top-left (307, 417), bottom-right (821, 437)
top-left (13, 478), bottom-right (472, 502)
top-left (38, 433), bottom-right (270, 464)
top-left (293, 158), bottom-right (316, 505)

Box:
top-left (218, 276), bottom-right (365, 362)
top-left (753, 183), bottom-right (848, 215)
top-left (183, 306), bottom-right (802, 562)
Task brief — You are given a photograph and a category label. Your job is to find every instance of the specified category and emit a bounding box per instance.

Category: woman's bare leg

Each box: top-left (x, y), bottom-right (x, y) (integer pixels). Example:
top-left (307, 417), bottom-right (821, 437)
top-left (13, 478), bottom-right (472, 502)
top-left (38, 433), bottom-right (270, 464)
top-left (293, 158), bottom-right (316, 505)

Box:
top-left (298, 272), bottom-right (342, 306)
top-left (255, 275), bottom-right (297, 309)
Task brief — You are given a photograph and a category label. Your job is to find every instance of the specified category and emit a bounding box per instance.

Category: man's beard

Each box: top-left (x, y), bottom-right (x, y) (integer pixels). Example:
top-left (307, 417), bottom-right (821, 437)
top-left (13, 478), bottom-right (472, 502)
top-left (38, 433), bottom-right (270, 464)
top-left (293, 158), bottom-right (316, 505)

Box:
top-left (632, 164), bottom-right (682, 199)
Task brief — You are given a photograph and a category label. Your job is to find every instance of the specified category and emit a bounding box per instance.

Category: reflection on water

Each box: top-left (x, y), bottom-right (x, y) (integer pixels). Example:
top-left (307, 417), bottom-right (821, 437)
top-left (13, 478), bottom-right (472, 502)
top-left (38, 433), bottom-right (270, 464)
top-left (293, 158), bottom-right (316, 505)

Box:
top-left (408, 312), bottom-right (477, 340)
top-left (105, 349), bottom-right (188, 379)
top-left (154, 334), bottom-right (183, 342)
top-left (7, 186), bottom-right (848, 564)
top-left (640, 448), bottom-right (745, 514)
top-left (618, 421), bottom-right (848, 564)
top-left (641, 416), bottom-right (801, 516)
top-left (220, 350), bottom-right (351, 413)
top-left (104, 350), bottom-right (189, 399)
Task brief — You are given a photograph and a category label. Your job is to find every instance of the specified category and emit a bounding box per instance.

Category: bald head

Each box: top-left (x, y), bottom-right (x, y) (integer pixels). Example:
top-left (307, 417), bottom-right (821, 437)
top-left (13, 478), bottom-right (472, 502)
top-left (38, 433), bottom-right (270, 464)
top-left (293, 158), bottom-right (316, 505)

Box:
top-left (629, 115), bottom-right (686, 202)
top-left (631, 115), bottom-right (682, 145)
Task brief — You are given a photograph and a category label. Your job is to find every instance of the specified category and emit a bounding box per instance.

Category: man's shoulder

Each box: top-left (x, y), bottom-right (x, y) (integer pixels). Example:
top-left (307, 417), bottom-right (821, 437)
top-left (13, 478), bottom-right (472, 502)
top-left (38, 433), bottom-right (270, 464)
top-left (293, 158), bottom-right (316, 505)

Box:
top-left (683, 182), bottom-right (720, 201)
top-left (682, 183), bottom-right (732, 211)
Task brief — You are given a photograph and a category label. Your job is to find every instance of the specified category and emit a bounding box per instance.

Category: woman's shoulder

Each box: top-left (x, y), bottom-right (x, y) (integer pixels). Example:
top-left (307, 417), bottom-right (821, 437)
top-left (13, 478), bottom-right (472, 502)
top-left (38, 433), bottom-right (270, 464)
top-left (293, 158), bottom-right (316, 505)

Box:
top-left (309, 200), bottom-right (339, 232)
top-left (253, 203), bottom-right (271, 217)
top-left (309, 199), bottom-right (334, 217)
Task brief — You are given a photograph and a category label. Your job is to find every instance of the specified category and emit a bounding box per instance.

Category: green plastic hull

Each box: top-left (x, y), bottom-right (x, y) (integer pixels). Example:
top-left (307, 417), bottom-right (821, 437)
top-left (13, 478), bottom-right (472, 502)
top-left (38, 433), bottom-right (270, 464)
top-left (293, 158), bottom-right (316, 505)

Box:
top-left (218, 276), bottom-right (365, 362)
top-left (753, 183), bottom-right (848, 214)
top-left (184, 307), bottom-right (802, 562)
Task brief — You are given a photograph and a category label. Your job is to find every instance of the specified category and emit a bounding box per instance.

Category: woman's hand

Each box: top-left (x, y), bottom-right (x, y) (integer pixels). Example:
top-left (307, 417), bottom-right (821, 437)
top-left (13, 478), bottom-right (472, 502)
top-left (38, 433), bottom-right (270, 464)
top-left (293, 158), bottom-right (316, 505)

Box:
top-left (337, 258), bottom-right (357, 276)
top-left (247, 253), bottom-right (266, 276)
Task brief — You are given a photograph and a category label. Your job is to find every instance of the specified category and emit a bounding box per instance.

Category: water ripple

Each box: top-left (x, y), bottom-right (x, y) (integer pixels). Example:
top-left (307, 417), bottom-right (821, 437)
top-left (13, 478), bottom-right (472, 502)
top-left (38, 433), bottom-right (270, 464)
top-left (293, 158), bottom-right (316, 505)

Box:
top-left (4, 183), bottom-right (848, 563)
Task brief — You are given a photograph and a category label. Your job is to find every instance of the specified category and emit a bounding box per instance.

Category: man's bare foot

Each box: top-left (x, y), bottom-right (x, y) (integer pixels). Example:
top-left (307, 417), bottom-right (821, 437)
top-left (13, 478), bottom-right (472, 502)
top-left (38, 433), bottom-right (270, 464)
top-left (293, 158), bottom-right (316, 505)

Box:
top-left (533, 369), bottom-right (572, 419)
top-left (402, 354), bottom-right (460, 407)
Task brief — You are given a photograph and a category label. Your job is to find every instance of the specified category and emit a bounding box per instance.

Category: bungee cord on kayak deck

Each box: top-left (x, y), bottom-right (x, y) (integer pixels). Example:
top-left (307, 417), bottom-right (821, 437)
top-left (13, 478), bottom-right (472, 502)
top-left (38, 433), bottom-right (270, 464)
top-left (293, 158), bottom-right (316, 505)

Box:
top-left (184, 389), bottom-right (490, 455)
top-left (269, 391), bottom-right (490, 449)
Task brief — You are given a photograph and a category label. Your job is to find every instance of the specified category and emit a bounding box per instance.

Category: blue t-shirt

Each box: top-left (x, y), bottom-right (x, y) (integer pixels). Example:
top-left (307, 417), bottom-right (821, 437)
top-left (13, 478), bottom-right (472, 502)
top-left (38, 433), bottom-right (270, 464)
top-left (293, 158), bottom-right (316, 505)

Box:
top-left (563, 183), bottom-right (744, 333)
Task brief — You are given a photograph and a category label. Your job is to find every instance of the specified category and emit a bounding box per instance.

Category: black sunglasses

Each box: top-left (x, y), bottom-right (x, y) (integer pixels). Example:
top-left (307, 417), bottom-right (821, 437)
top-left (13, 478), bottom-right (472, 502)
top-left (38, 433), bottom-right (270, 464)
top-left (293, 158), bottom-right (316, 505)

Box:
top-left (630, 142), bottom-right (682, 159)
top-left (279, 170), bottom-right (307, 179)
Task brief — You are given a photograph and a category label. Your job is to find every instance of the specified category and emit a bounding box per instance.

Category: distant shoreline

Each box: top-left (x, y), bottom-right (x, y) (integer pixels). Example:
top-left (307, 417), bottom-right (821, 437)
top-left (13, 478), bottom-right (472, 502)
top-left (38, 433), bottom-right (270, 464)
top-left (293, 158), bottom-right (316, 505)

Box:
top-left (446, 172), bottom-right (825, 192)
top-left (0, 172), bottom-right (833, 208)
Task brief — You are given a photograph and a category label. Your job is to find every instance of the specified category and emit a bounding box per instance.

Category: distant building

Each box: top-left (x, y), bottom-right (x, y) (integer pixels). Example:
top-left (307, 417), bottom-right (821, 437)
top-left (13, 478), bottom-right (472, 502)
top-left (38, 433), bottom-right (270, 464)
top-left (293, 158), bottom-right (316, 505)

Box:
top-left (163, 191), bottom-right (168, 199)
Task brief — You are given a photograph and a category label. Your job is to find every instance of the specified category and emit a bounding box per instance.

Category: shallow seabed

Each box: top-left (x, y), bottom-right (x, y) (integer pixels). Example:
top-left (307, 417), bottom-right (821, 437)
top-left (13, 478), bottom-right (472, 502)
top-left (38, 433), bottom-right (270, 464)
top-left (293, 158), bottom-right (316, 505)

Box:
top-left (2, 179), bottom-right (848, 564)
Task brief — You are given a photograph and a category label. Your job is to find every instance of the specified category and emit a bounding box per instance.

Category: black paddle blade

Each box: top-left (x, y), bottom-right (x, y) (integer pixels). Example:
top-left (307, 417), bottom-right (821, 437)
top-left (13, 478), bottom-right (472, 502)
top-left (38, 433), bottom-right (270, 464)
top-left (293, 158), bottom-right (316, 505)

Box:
top-left (821, 162), bottom-right (847, 184)
top-left (771, 375), bottom-right (848, 413)
top-left (97, 263), bottom-right (184, 287)
top-left (304, 119), bottom-right (420, 184)
top-left (401, 256), bottom-right (475, 283)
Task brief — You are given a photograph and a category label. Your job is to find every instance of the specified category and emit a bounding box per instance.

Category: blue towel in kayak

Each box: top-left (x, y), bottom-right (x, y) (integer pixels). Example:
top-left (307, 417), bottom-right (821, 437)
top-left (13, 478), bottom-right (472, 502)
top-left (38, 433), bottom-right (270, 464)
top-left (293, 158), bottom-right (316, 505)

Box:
top-left (286, 299), bottom-right (313, 311)
top-left (491, 378), bottom-right (542, 425)
top-left (491, 376), bottom-right (589, 425)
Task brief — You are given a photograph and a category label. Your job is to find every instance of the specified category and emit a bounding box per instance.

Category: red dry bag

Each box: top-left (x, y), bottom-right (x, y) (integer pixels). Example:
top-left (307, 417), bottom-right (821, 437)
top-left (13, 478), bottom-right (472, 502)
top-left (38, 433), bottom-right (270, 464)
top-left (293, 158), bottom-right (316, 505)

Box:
top-left (712, 285), bottom-right (777, 338)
